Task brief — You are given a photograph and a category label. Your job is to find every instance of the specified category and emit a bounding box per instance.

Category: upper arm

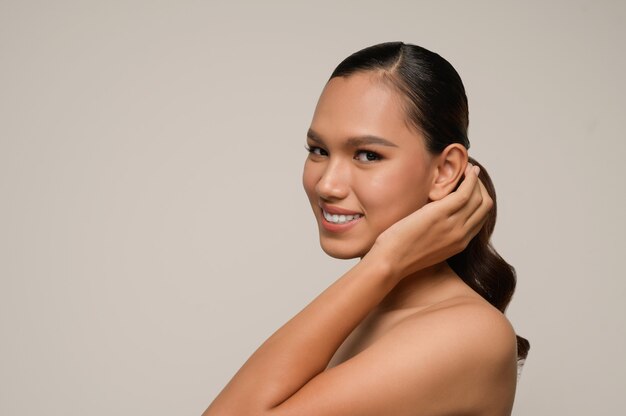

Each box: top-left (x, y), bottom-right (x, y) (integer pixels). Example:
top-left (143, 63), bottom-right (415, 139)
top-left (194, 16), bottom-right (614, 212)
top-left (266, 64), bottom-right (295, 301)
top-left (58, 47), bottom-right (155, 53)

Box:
top-left (266, 302), bottom-right (518, 416)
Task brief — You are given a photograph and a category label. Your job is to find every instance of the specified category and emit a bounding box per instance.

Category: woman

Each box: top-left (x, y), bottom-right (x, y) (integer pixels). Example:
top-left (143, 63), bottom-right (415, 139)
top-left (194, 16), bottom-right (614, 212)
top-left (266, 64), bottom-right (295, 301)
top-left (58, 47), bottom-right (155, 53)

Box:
top-left (204, 42), bottom-right (529, 416)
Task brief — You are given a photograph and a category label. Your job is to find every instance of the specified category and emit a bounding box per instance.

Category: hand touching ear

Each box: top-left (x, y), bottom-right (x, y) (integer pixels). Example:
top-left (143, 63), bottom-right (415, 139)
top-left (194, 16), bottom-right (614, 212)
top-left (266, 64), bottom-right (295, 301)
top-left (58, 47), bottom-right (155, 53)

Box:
top-left (428, 143), bottom-right (468, 201)
top-left (366, 162), bottom-right (493, 284)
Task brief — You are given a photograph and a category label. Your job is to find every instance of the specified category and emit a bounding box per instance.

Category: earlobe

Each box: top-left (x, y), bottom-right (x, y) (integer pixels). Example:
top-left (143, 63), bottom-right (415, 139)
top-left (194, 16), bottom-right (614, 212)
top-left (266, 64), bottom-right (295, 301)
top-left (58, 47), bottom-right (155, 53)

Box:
top-left (428, 144), bottom-right (469, 201)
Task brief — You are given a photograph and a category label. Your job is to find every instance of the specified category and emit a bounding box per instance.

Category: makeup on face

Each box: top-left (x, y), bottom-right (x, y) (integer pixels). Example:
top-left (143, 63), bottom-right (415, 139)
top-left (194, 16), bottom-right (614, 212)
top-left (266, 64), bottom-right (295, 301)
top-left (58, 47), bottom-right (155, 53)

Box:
top-left (302, 73), bottom-right (434, 259)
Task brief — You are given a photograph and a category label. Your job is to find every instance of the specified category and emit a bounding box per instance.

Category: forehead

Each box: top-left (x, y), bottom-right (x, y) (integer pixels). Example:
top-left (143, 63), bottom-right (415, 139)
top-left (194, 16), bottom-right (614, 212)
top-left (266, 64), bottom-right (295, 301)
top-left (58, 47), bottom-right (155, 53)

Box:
top-left (310, 72), bottom-right (422, 146)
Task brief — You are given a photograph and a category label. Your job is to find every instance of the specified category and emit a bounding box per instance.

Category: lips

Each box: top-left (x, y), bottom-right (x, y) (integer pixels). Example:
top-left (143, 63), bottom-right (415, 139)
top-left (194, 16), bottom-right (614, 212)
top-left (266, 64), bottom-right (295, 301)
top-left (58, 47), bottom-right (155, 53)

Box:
top-left (319, 203), bottom-right (363, 229)
top-left (320, 203), bottom-right (362, 216)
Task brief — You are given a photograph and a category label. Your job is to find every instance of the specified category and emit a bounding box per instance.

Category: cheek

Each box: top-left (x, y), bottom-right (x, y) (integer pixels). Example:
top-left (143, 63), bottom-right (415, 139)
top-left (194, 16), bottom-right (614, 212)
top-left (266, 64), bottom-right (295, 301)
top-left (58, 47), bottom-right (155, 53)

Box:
top-left (360, 166), bottom-right (430, 224)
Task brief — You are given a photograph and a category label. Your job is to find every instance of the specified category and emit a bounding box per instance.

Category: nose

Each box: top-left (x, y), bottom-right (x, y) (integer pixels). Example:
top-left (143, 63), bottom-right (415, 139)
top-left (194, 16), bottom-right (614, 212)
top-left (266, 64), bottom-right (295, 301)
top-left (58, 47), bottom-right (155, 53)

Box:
top-left (315, 159), bottom-right (350, 201)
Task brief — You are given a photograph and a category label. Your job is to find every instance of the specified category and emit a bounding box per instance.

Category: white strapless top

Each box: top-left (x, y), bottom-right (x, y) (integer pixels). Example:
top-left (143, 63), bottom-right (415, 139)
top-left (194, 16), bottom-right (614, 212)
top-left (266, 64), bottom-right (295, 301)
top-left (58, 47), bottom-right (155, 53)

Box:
top-left (517, 359), bottom-right (526, 381)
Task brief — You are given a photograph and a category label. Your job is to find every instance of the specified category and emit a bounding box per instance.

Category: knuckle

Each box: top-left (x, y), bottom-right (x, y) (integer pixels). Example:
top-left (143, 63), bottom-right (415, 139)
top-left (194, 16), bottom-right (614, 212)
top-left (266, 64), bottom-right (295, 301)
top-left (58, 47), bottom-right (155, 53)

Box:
top-left (485, 195), bottom-right (494, 209)
top-left (460, 234), bottom-right (472, 249)
top-left (454, 227), bottom-right (465, 242)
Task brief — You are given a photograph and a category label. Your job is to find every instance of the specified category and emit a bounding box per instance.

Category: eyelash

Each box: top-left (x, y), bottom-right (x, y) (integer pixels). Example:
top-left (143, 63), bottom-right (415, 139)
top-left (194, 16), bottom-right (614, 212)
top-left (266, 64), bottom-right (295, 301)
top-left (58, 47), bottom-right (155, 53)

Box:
top-left (304, 145), bottom-right (328, 157)
top-left (304, 145), bottom-right (383, 162)
top-left (355, 150), bottom-right (383, 162)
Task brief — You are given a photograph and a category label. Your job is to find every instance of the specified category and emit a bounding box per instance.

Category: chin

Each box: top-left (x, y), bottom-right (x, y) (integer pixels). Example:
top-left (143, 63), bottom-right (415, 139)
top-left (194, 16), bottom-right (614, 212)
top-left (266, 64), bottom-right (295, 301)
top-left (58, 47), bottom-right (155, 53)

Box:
top-left (319, 239), bottom-right (372, 260)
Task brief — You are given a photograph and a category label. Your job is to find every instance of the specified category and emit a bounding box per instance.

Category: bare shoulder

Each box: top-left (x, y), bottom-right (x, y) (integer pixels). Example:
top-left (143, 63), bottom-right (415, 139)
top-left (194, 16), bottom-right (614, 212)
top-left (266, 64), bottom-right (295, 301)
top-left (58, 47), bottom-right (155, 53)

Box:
top-left (400, 296), bottom-right (518, 360)
top-left (379, 296), bottom-right (518, 414)
top-left (267, 297), bottom-right (518, 416)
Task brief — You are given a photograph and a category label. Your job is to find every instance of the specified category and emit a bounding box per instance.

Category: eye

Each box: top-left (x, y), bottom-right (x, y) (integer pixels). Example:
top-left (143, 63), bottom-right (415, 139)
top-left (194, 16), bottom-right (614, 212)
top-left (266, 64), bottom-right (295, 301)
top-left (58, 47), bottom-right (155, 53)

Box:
top-left (354, 150), bottom-right (382, 162)
top-left (305, 145), bottom-right (328, 157)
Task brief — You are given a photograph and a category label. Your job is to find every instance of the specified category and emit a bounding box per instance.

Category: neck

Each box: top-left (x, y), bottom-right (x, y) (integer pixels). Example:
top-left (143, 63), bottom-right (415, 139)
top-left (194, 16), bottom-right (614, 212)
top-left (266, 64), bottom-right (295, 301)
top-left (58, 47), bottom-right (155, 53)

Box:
top-left (375, 261), bottom-right (468, 313)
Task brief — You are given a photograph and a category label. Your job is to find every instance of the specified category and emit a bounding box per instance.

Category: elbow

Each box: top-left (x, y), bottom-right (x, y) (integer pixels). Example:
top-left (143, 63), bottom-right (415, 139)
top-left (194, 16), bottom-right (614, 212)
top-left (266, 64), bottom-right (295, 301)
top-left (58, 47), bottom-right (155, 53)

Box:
top-left (203, 402), bottom-right (271, 416)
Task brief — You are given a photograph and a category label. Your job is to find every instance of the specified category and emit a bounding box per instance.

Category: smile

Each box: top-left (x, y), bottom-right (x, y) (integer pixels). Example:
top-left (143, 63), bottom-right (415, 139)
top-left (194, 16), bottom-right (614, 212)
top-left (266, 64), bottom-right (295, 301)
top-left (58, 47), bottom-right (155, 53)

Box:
top-left (322, 210), bottom-right (363, 224)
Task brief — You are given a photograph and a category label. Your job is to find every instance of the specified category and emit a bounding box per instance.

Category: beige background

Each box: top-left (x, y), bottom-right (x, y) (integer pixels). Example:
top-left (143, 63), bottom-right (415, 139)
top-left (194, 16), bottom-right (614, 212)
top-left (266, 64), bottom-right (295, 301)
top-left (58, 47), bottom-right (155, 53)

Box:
top-left (1, 0), bottom-right (625, 414)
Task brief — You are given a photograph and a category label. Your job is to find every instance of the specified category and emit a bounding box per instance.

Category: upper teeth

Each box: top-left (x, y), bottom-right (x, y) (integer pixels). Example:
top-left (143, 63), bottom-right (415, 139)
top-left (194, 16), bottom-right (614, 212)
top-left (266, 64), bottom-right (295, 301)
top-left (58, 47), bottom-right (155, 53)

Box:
top-left (323, 210), bottom-right (362, 224)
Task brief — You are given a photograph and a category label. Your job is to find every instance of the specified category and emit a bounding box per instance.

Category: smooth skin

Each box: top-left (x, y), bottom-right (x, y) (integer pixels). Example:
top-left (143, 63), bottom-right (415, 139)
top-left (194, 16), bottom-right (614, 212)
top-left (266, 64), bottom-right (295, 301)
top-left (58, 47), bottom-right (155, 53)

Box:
top-left (204, 73), bottom-right (518, 416)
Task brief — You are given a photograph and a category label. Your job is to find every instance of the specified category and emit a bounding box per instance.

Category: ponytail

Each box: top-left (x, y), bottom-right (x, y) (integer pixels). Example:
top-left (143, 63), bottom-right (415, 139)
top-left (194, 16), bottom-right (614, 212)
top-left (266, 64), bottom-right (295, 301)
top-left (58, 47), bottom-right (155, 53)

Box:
top-left (447, 157), bottom-right (530, 360)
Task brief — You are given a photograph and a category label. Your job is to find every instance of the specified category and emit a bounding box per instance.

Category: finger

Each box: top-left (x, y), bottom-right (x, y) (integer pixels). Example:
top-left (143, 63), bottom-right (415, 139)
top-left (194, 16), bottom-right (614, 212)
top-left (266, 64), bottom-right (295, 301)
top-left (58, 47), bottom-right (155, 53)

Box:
top-left (456, 187), bottom-right (491, 247)
top-left (460, 172), bottom-right (489, 220)
top-left (437, 163), bottom-right (480, 215)
top-left (466, 202), bottom-right (490, 243)
top-left (463, 177), bottom-right (493, 231)
top-left (448, 164), bottom-right (484, 219)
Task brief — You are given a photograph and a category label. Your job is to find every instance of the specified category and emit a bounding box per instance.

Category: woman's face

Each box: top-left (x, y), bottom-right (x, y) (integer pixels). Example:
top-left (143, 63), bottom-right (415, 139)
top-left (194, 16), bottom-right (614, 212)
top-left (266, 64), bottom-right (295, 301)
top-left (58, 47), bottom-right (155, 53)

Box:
top-left (302, 72), bottom-right (437, 259)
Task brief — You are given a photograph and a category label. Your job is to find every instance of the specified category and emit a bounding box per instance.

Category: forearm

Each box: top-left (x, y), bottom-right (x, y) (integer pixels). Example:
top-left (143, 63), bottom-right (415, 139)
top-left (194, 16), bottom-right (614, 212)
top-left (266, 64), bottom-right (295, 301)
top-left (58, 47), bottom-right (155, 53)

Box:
top-left (204, 256), bottom-right (397, 415)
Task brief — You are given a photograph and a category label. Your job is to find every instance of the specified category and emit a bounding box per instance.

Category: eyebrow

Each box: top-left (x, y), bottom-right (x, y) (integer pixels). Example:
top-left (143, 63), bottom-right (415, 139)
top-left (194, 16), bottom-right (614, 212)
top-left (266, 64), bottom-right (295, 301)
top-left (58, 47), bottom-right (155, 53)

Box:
top-left (307, 128), bottom-right (398, 148)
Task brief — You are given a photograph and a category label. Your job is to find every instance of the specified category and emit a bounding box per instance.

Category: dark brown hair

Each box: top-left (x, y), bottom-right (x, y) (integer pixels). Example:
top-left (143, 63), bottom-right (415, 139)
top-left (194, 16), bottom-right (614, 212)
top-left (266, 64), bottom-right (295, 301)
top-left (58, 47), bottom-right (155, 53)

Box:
top-left (330, 41), bottom-right (529, 360)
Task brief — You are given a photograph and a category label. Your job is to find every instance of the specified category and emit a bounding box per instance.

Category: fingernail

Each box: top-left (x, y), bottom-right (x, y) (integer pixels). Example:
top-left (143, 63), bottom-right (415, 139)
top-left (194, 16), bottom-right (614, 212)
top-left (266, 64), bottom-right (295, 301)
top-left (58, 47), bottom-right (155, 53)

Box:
top-left (473, 165), bottom-right (480, 175)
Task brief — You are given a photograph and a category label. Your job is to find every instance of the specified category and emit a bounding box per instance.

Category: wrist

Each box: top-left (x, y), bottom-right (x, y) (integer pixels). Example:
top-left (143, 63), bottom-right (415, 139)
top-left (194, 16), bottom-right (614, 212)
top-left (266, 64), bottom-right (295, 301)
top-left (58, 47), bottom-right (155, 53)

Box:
top-left (359, 249), bottom-right (401, 288)
top-left (365, 240), bottom-right (432, 284)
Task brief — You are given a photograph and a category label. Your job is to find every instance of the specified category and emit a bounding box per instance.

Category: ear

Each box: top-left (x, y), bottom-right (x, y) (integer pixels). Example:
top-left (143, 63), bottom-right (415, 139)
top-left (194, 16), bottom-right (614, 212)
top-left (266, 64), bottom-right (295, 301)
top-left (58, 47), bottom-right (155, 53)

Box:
top-left (428, 144), bottom-right (469, 201)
